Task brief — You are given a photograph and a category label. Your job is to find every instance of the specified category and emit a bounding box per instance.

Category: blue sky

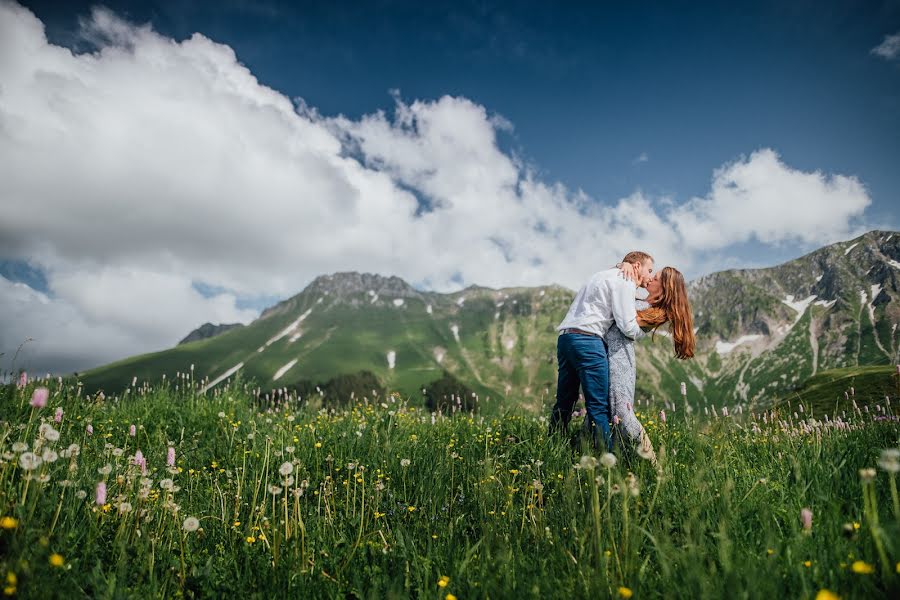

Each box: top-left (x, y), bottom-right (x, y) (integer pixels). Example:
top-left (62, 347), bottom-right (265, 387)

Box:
top-left (2, 0), bottom-right (899, 372)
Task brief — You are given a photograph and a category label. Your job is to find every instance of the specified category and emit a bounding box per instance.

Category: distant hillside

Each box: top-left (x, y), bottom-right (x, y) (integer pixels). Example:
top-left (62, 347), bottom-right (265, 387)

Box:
top-left (80, 231), bottom-right (900, 410)
top-left (178, 322), bottom-right (244, 345)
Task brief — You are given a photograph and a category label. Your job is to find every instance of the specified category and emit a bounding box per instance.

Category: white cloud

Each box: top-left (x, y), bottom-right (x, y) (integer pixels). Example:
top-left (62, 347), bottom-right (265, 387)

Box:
top-left (668, 149), bottom-right (870, 250)
top-left (872, 32), bottom-right (900, 61)
top-left (633, 152), bottom-right (649, 165)
top-left (0, 2), bottom-right (877, 373)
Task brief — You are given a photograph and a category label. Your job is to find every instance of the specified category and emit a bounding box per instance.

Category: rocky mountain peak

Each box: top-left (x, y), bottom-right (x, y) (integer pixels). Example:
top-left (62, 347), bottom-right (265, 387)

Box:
top-left (307, 272), bottom-right (423, 299)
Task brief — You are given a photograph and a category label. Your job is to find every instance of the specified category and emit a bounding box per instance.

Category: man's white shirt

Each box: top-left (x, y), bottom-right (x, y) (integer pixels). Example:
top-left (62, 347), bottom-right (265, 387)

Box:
top-left (557, 268), bottom-right (645, 340)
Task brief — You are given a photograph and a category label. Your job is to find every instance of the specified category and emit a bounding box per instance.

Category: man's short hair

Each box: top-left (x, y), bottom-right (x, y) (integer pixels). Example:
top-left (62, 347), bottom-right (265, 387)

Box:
top-left (622, 251), bottom-right (653, 265)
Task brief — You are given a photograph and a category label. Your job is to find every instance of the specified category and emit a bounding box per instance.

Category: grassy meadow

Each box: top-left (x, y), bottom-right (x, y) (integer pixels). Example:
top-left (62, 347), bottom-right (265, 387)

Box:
top-left (1, 374), bottom-right (899, 599)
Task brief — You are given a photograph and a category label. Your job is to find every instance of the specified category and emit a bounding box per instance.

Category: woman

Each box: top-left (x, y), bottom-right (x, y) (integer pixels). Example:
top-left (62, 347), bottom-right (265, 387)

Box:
top-left (587, 266), bottom-right (695, 463)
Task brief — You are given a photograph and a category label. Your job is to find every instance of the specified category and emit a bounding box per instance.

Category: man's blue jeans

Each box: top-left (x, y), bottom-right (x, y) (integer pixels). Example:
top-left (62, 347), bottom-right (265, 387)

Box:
top-left (549, 332), bottom-right (612, 450)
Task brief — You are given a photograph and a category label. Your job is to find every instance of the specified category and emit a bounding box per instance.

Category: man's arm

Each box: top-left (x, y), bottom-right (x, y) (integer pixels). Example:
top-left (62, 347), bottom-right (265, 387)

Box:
top-left (611, 277), bottom-right (646, 340)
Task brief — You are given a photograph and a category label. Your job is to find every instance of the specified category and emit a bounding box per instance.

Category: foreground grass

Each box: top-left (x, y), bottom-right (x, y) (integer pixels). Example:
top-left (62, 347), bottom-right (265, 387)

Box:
top-left (1, 378), bottom-right (898, 599)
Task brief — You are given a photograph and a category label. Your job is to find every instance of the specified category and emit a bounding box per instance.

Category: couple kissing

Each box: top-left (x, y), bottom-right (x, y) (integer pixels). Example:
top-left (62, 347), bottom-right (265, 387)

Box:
top-left (549, 251), bottom-right (695, 464)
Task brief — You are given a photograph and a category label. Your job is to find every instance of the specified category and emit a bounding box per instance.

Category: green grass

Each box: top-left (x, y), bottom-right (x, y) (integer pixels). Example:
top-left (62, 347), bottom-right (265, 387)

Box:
top-left (773, 366), bottom-right (899, 416)
top-left (1, 378), bottom-right (898, 599)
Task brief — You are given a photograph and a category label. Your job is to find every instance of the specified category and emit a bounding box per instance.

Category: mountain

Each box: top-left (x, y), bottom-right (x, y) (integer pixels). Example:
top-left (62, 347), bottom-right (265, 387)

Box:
top-left (178, 322), bottom-right (244, 345)
top-left (80, 231), bottom-right (900, 409)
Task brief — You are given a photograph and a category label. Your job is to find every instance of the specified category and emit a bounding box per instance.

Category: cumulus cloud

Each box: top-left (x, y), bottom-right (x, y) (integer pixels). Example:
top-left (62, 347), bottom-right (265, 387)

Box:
top-left (872, 32), bottom-right (900, 61)
top-left (0, 2), bottom-right (876, 373)
top-left (668, 149), bottom-right (870, 250)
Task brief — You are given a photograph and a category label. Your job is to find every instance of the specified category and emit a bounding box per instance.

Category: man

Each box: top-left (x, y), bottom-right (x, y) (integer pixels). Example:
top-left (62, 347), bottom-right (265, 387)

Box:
top-left (549, 251), bottom-right (653, 450)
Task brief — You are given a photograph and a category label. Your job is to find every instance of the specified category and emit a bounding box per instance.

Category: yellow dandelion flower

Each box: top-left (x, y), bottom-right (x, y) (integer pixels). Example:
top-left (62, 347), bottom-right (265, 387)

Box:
top-left (233, 521), bottom-right (241, 527)
top-left (618, 587), bottom-right (633, 599)
top-left (258, 533), bottom-right (266, 540)
top-left (4, 574), bottom-right (15, 586)
top-left (815, 590), bottom-right (839, 600)
top-left (509, 469), bottom-right (519, 475)
top-left (49, 553), bottom-right (65, 567)
top-left (851, 560), bottom-right (874, 574)
top-left (246, 536), bottom-right (256, 544)
top-left (0, 517), bottom-right (18, 530)
top-left (852, 522), bottom-right (860, 530)
top-left (604, 550), bottom-right (612, 557)
top-left (407, 506), bottom-right (416, 512)
top-left (3, 586), bottom-right (15, 597)
top-left (446, 595), bottom-right (457, 600)
top-left (766, 549), bottom-right (774, 556)
top-left (803, 560), bottom-right (812, 568)
top-left (438, 575), bottom-right (450, 588)
top-left (315, 442), bottom-right (322, 448)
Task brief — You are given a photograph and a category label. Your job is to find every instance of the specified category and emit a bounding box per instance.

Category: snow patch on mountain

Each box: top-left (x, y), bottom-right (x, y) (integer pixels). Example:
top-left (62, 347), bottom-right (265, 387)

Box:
top-left (844, 242), bottom-right (859, 255)
top-left (433, 347), bottom-right (445, 364)
top-left (393, 298), bottom-right (405, 307)
top-left (387, 351), bottom-right (396, 369)
top-left (265, 308), bottom-right (313, 347)
top-left (715, 335), bottom-right (763, 355)
top-left (273, 359), bottom-right (298, 381)
top-left (450, 324), bottom-right (460, 343)
top-left (200, 362), bottom-right (244, 393)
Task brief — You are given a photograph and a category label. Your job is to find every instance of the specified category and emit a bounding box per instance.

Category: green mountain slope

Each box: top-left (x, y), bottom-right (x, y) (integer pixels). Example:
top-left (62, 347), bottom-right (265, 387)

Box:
top-left (80, 231), bottom-right (900, 408)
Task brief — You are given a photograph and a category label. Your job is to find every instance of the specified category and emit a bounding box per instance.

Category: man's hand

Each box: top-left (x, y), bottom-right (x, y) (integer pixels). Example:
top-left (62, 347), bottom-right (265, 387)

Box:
top-left (617, 262), bottom-right (640, 285)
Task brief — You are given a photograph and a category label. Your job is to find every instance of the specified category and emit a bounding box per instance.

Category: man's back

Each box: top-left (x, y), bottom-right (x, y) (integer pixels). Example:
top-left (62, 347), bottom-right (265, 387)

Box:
top-left (557, 268), bottom-right (643, 340)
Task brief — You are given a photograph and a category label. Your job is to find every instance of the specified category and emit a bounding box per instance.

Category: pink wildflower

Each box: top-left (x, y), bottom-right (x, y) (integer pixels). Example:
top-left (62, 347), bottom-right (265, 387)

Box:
top-left (129, 424), bottom-right (136, 437)
top-left (54, 407), bottom-right (63, 423)
top-left (96, 481), bottom-right (107, 505)
top-left (86, 424), bottom-right (93, 435)
top-left (659, 410), bottom-right (667, 424)
top-left (30, 387), bottom-right (49, 409)
top-left (800, 507), bottom-right (812, 532)
top-left (612, 415), bottom-right (621, 426)
top-left (167, 447), bottom-right (176, 467)
top-left (18, 371), bottom-right (27, 388)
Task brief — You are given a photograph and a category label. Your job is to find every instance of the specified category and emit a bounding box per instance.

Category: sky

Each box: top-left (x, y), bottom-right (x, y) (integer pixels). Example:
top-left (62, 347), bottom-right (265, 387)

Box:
top-left (1, 0), bottom-right (899, 374)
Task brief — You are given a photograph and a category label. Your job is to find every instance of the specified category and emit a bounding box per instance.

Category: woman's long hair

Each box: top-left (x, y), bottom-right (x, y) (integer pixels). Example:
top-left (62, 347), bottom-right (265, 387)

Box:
top-left (639, 267), bottom-right (695, 359)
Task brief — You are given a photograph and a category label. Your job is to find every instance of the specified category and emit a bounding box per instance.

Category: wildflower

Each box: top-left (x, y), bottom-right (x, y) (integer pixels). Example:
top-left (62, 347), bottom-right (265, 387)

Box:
top-left (438, 576), bottom-right (450, 588)
top-left (858, 468), bottom-right (876, 482)
top-left (86, 424), bottom-right (93, 435)
top-left (246, 536), bottom-right (256, 544)
top-left (182, 516), bottom-right (200, 532)
top-left (578, 455), bottom-right (598, 470)
top-left (400, 458), bottom-right (411, 467)
top-left (800, 508), bottom-right (813, 532)
top-left (803, 560), bottom-right (812, 567)
top-left (129, 424), bottom-right (136, 437)
top-left (659, 410), bottom-right (666, 423)
top-left (600, 453), bottom-right (617, 468)
top-left (18, 452), bottom-right (42, 471)
top-left (75, 490), bottom-right (87, 500)
top-left (159, 479), bottom-right (174, 491)
top-left (11, 442), bottom-right (27, 453)
top-left (278, 462), bottom-right (293, 476)
top-left (851, 560), bottom-right (874, 574)
top-left (268, 485), bottom-right (283, 495)
top-left (118, 502), bottom-right (133, 514)
top-left (314, 442), bottom-right (322, 448)
top-left (98, 464), bottom-right (112, 475)
top-left (49, 554), bottom-right (65, 567)
top-left (877, 448), bottom-right (899, 473)
top-left (167, 447), bottom-right (176, 468)
top-left (407, 506), bottom-right (416, 512)
top-left (42, 449), bottom-right (58, 463)
top-left (17, 371), bottom-right (27, 388)
top-left (96, 482), bottom-right (107, 505)
top-left (0, 517), bottom-right (18, 530)
top-left (618, 587), bottom-right (633, 598)
top-left (30, 387), bottom-right (49, 409)
top-left (447, 595), bottom-right (457, 600)
top-left (815, 590), bottom-right (839, 600)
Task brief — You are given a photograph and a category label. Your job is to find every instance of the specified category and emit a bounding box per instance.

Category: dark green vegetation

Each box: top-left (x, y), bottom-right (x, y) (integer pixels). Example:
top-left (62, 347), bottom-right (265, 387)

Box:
top-left (1, 380), bottom-right (898, 598)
